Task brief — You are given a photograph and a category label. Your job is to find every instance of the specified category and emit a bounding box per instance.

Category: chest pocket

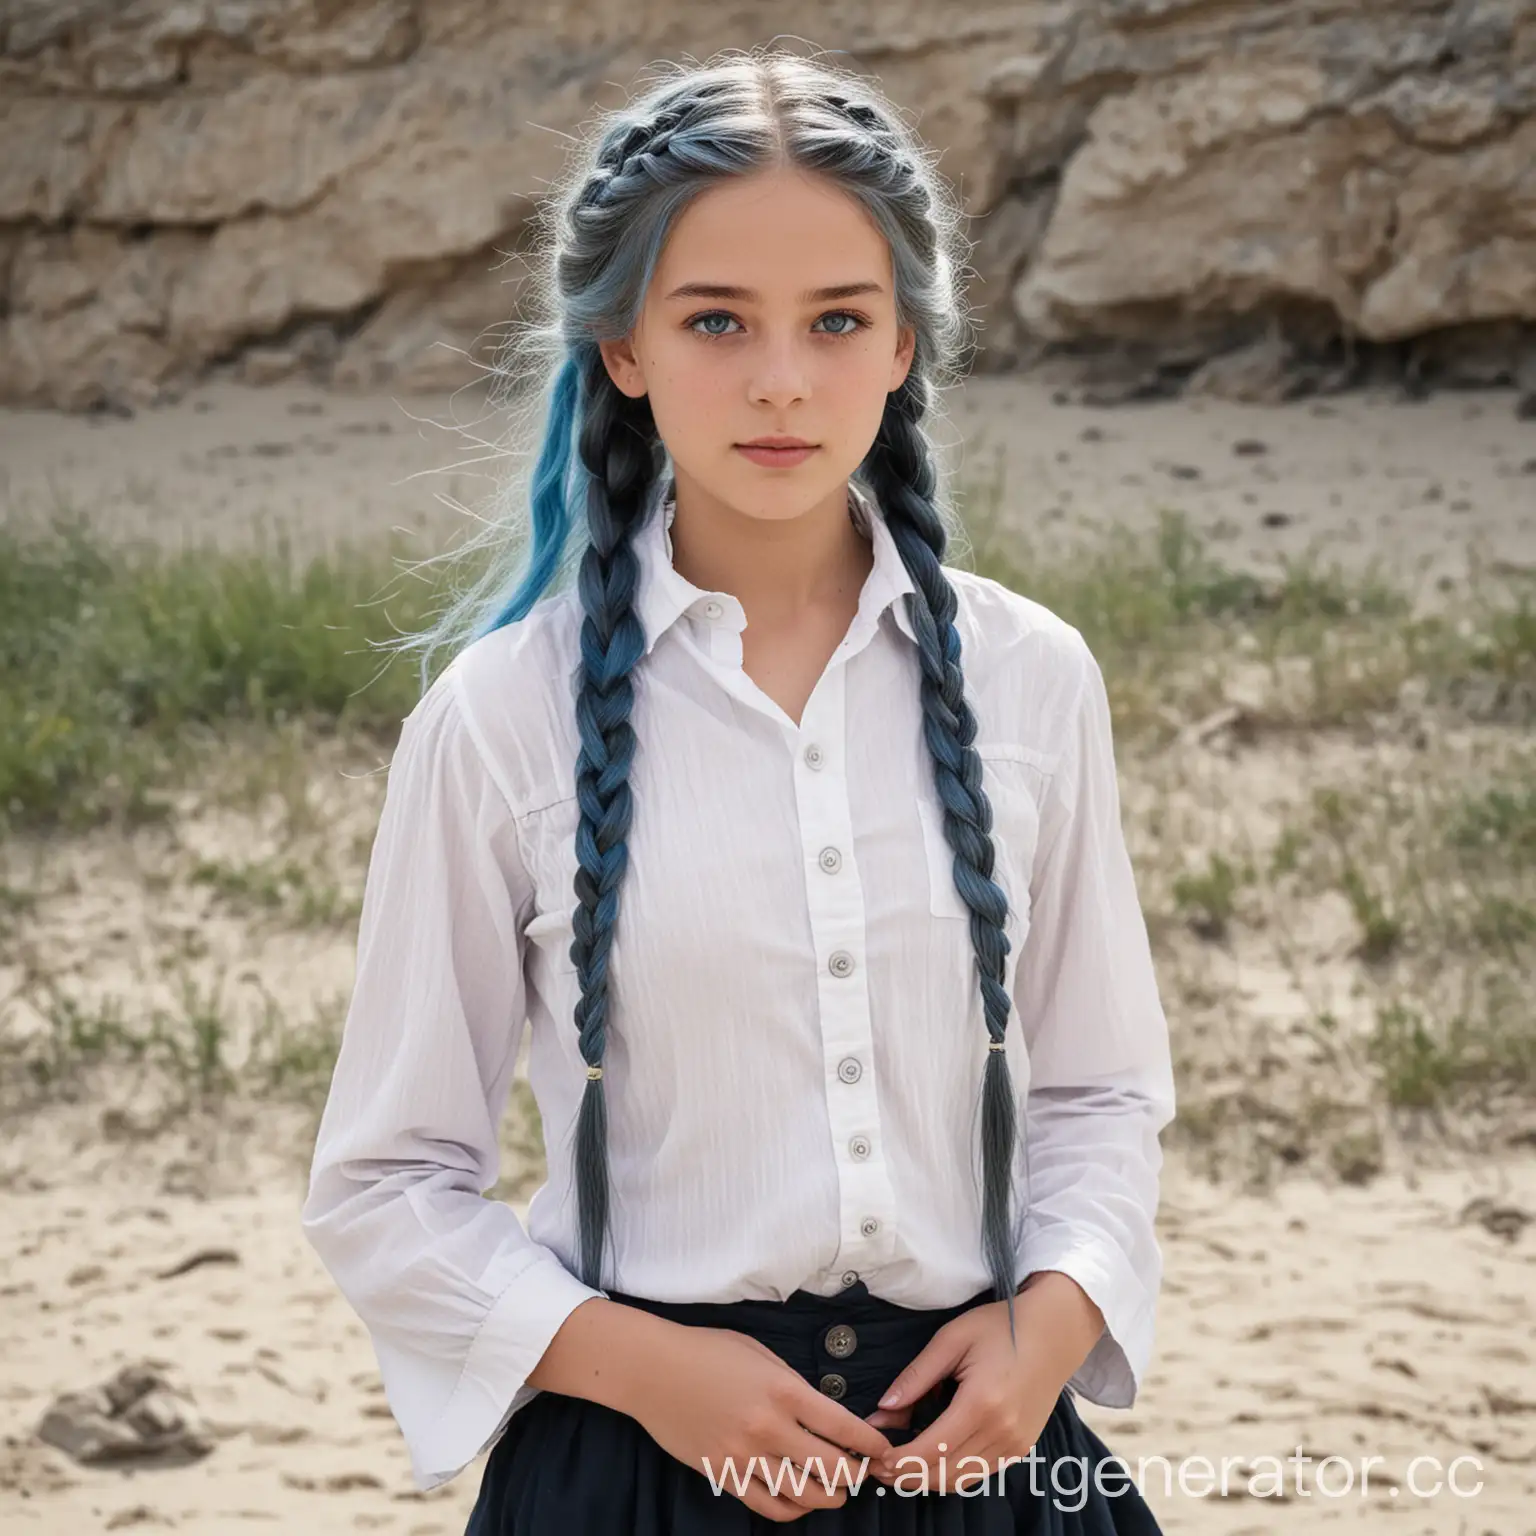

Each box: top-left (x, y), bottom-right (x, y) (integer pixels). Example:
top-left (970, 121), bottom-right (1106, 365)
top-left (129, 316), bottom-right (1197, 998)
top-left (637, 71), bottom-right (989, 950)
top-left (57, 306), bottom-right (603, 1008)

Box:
top-left (915, 743), bottom-right (1057, 947)
top-left (520, 793), bottom-right (583, 978)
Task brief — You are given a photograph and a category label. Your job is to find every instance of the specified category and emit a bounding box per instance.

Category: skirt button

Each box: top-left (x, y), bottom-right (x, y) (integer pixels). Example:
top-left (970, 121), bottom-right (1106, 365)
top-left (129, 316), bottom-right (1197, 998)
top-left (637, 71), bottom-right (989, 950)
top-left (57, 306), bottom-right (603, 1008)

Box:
top-left (823, 1323), bottom-right (858, 1359)
top-left (818, 1373), bottom-right (848, 1400)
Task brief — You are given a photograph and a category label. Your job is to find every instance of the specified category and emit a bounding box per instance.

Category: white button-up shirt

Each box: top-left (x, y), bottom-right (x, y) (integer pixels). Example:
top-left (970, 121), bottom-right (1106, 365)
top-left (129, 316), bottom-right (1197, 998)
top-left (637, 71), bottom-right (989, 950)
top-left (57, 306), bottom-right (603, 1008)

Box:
top-left (301, 478), bottom-right (1177, 1493)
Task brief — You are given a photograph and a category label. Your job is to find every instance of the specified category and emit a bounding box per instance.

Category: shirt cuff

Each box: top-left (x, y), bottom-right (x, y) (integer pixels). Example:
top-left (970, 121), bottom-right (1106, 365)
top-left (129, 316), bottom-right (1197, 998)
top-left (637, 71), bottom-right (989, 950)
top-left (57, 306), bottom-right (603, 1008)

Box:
top-left (409, 1253), bottom-right (607, 1491)
top-left (1016, 1232), bottom-right (1156, 1409)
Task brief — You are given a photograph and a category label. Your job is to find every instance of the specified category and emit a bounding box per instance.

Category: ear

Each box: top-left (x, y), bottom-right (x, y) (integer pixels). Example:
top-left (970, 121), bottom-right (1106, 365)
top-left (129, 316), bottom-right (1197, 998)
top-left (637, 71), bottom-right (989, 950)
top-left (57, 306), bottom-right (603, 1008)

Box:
top-left (598, 334), bottom-right (648, 399)
top-left (889, 324), bottom-right (916, 392)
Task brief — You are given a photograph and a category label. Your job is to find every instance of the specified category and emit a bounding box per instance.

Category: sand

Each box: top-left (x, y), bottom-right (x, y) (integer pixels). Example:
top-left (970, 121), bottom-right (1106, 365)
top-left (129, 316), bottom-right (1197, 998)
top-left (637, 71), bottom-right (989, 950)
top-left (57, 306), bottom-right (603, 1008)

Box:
top-left (4, 1141), bottom-right (1533, 1532)
top-left (1, 372), bottom-right (1533, 1534)
top-left (0, 372), bottom-right (1532, 602)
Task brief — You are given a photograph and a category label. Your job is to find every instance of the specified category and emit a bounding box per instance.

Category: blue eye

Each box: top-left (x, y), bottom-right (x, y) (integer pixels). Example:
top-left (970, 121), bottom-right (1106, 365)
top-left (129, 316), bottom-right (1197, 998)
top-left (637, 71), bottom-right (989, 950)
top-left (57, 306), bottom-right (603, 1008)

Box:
top-left (816, 311), bottom-right (867, 336)
top-left (686, 310), bottom-right (871, 339)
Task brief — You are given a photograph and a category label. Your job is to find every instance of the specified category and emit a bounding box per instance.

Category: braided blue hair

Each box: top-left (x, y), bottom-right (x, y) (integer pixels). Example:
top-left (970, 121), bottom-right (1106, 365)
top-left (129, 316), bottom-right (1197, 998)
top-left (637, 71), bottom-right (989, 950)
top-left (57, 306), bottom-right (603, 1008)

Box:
top-left (392, 48), bottom-right (1023, 1339)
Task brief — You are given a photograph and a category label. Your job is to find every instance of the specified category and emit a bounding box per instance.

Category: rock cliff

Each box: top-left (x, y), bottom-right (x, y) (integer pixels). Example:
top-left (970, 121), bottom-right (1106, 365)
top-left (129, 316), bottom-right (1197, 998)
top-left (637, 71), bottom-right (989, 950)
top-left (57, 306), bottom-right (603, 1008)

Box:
top-left (1, 0), bottom-right (1531, 411)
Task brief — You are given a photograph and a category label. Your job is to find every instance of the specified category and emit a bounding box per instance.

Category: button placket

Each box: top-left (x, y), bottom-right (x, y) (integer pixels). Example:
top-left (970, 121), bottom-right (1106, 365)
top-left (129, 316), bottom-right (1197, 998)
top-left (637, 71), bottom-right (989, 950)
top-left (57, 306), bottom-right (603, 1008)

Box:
top-left (816, 1313), bottom-right (859, 1404)
top-left (792, 663), bottom-right (895, 1289)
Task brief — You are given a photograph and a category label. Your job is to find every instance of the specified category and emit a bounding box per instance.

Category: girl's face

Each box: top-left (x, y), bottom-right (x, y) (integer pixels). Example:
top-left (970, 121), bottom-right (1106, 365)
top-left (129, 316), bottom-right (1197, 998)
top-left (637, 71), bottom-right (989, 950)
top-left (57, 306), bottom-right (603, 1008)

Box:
top-left (599, 165), bottom-right (916, 523)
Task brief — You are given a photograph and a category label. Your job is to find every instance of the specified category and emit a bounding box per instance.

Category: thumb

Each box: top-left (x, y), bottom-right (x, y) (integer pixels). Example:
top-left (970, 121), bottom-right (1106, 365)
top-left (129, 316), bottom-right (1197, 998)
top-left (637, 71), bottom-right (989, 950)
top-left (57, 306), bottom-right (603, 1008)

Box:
top-left (876, 1324), bottom-right (964, 1411)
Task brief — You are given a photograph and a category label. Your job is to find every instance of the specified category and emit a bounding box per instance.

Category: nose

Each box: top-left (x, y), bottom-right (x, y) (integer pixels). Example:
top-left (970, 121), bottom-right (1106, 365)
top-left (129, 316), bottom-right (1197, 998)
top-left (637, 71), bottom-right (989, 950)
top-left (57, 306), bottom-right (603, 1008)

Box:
top-left (747, 331), bottom-right (810, 409)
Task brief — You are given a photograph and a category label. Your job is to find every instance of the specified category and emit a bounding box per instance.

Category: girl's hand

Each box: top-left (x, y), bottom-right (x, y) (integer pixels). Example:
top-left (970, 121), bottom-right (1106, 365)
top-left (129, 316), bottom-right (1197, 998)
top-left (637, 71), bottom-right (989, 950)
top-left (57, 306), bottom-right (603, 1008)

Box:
top-left (630, 1323), bottom-right (896, 1523)
top-left (863, 1273), bottom-right (1104, 1493)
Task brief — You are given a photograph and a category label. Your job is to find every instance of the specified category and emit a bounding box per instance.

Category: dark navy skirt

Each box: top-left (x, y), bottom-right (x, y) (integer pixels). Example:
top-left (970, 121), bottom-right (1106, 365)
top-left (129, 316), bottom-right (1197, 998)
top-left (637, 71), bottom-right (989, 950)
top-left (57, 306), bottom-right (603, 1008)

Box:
top-left (465, 1278), bottom-right (1162, 1533)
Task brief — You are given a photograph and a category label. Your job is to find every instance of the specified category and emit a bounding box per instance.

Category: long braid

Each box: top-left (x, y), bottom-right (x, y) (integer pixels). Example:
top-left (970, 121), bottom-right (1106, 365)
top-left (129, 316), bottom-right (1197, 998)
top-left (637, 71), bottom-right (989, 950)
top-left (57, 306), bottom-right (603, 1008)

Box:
top-left (567, 345), bottom-right (659, 1290)
top-left (863, 373), bottom-right (1022, 1342)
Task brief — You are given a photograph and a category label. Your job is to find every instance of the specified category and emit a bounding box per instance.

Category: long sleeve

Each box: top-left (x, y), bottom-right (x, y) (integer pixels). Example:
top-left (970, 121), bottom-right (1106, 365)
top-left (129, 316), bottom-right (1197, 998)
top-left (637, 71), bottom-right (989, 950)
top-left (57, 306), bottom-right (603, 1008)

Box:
top-left (1012, 631), bottom-right (1176, 1408)
top-left (300, 663), bottom-right (605, 1492)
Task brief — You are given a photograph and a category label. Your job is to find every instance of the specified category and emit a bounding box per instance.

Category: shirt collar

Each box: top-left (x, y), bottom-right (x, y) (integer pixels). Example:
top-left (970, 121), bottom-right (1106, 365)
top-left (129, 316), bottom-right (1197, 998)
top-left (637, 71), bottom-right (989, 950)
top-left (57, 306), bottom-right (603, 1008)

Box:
top-left (630, 477), bottom-right (919, 659)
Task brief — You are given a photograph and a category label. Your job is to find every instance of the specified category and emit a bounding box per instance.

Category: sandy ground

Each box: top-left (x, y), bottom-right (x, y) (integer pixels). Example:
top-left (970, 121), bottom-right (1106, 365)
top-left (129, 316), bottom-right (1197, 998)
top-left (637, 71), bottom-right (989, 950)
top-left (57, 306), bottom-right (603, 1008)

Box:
top-left (0, 371), bottom-right (1532, 602)
top-left (3, 1131), bottom-right (1533, 1534)
top-left (1, 373), bottom-right (1534, 1535)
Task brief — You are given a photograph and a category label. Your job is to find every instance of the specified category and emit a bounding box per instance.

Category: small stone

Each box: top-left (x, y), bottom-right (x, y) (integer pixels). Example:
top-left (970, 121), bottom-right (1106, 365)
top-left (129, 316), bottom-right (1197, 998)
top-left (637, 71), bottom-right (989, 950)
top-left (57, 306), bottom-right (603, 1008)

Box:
top-left (154, 1247), bottom-right (239, 1280)
top-left (36, 1364), bottom-right (213, 1468)
top-left (105, 1506), bottom-right (169, 1530)
top-left (1459, 1196), bottom-right (1532, 1242)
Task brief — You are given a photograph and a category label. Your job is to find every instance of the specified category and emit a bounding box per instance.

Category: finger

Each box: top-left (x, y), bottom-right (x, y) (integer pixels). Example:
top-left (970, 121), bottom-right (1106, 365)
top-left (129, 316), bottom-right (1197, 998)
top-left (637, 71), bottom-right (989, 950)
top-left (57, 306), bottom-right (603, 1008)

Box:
top-left (745, 1416), bottom-right (873, 1512)
top-left (875, 1429), bottom-right (991, 1491)
top-left (874, 1323), bottom-right (967, 1415)
top-left (793, 1389), bottom-right (894, 1461)
top-left (949, 1439), bottom-right (1001, 1495)
top-left (738, 1338), bottom-right (894, 1465)
top-left (862, 1404), bottom-right (913, 1430)
top-left (785, 1428), bottom-right (878, 1496)
top-left (737, 1476), bottom-right (816, 1523)
top-left (746, 1449), bottom-right (854, 1511)
top-left (880, 1390), bottom-right (985, 1475)
top-left (878, 1432), bottom-right (994, 1487)
top-left (744, 1335), bottom-right (893, 1458)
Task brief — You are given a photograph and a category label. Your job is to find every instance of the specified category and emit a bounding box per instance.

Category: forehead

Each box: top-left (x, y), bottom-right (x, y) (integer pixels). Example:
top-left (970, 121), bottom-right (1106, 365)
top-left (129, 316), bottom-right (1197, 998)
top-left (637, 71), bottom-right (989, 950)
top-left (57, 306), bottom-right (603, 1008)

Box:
top-left (653, 168), bottom-right (891, 291)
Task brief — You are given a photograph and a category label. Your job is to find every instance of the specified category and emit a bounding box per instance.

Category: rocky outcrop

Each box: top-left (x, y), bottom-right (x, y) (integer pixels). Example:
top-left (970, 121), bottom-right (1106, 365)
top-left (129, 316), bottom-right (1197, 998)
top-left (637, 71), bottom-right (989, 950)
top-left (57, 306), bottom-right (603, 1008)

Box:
top-left (0, 0), bottom-right (1532, 411)
top-left (977, 0), bottom-right (1536, 403)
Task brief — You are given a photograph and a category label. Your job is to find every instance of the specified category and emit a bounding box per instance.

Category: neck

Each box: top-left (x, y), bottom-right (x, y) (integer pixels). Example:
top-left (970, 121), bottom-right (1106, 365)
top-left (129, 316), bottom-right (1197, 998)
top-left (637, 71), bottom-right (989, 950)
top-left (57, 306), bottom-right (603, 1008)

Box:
top-left (664, 472), bottom-right (873, 632)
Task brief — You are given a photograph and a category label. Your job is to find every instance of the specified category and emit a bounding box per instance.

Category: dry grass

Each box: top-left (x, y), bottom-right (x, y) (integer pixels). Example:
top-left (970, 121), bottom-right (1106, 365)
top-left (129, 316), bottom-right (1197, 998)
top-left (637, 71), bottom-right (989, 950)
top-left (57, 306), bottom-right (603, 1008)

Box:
top-left (1, 481), bottom-right (1531, 1195)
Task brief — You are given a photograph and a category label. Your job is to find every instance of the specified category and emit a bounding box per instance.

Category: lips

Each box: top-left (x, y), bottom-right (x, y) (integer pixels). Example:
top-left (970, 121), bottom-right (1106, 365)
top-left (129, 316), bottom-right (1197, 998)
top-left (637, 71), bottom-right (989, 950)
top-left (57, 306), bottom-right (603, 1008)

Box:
top-left (735, 443), bottom-right (819, 467)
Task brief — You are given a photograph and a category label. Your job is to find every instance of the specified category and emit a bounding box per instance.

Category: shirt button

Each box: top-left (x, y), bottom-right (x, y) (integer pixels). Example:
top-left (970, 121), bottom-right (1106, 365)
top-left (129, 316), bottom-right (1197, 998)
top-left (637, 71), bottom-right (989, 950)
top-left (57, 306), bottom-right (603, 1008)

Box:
top-left (803, 743), bottom-right (825, 769)
top-left (860, 1216), bottom-right (881, 1237)
top-left (848, 1135), bottom-right (871, 1160)
top-left (818, 846), bottom-right (841, 874)
top-left (819, 1373), bottom-right (848, 1400)
top-left (828, 950), bottom-right (855, 978)
top-left (837, 1056), bottom-right (862, 1084)
top-left (702, 599), bottom-right (723, 619)
top-left (840, 1269), bottom-right (860, 1288)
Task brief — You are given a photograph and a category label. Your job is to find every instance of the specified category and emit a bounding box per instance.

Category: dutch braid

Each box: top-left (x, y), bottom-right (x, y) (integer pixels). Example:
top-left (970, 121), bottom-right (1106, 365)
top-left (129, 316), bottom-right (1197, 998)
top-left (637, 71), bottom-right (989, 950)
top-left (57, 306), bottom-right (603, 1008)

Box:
top-left (863, 372), bottom-right (1022, 1341)
top-left (567, 342), bottom-right (660, 1289)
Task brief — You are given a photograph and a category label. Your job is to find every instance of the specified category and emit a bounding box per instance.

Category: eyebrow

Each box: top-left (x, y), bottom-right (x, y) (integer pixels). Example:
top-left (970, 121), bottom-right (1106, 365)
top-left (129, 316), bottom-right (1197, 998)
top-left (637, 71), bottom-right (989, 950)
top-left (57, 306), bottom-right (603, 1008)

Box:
top-left (662, 281), bottom-right (885, 303)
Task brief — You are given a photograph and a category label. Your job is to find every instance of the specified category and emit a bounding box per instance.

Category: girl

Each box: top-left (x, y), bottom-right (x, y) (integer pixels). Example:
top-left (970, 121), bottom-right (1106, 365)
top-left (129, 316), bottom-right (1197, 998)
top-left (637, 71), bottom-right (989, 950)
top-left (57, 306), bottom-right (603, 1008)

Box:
top-left (302, 46), bottom-right (1175, 1533)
